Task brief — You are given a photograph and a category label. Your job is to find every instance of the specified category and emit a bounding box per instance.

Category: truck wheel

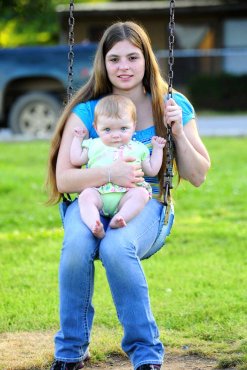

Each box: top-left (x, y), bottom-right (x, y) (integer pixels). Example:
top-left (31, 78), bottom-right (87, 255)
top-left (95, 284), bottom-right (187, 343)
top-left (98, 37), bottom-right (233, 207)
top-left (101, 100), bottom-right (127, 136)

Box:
top-left (8, 92), bottom-right (61, 136)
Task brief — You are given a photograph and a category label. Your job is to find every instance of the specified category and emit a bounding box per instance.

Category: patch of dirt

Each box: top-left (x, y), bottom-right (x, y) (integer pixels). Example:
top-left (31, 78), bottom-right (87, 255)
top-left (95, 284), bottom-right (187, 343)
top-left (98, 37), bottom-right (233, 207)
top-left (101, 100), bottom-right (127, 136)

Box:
top-left (0, 331), bottom-right (232, 370)
top-left (84, 354), bottom-right (219, 370)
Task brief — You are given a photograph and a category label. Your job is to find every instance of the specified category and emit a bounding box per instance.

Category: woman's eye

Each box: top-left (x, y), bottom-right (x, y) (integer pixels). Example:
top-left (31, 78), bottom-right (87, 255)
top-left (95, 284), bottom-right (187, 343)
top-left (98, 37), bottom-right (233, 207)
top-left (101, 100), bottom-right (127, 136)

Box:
top-left (105, 128), bottom-right (110, 132)
top-left (121, 127), bottom-right (127, 131)
top-left (129, 56), bottom-right (137, 61)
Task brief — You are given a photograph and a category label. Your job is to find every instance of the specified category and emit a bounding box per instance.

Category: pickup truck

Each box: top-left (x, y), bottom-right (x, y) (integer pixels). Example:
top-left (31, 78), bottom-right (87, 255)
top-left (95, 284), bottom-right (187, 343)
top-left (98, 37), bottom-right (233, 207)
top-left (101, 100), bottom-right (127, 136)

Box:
top-left (0, 43), bottom-right (97, 136)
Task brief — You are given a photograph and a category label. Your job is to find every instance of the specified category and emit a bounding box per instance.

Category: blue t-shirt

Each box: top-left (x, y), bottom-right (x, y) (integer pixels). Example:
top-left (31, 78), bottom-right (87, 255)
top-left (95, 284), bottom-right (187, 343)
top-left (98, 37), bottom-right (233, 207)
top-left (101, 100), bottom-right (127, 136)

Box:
top-left (72, 92), bottom-right (195, 198)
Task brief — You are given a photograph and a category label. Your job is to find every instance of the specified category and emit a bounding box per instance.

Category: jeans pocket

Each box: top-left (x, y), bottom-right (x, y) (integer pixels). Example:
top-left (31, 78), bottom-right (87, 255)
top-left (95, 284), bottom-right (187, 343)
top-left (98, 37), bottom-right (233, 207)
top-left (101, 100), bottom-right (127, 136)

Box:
top-left (141, 204), bottom-right (175, 260)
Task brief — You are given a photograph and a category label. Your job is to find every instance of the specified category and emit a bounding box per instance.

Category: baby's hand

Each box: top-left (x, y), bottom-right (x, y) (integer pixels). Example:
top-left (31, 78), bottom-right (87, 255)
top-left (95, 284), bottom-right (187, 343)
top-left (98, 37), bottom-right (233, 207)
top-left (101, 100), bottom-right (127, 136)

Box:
top-left (74, 127), bottom-right (86, 139)
top-left (151, 136), bottom-right (166, 149)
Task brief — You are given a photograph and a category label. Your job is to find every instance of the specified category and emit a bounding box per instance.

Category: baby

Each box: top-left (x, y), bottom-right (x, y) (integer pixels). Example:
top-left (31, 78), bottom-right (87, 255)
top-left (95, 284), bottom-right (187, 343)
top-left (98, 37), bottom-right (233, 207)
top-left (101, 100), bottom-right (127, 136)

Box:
top-left (70, 94), bottom-right (166, 238)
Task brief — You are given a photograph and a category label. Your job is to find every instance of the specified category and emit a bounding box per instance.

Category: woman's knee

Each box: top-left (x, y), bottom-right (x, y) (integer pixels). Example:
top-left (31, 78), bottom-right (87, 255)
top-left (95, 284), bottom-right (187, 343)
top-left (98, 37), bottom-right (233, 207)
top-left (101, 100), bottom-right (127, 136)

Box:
top-left (63, 217), bottom-right (99, 260)
top-left (99, 229), bottom-right (135, 267)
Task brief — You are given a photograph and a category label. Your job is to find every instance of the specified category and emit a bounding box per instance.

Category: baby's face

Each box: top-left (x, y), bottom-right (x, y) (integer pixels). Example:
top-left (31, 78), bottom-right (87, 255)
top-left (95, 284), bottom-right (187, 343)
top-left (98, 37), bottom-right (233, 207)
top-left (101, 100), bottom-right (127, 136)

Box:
top-left (95, 112), bottom-right (135, 148)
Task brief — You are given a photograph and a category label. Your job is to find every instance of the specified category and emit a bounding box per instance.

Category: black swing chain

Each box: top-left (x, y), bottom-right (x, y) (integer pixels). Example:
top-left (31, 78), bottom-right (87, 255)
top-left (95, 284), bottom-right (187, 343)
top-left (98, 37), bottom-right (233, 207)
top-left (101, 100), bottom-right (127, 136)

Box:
top-left (67, 0), bottom-right (75, 104)
top-left (62, 1), bottom-right (75, 204)
top-left (164, 0), bottom-right (176, 207)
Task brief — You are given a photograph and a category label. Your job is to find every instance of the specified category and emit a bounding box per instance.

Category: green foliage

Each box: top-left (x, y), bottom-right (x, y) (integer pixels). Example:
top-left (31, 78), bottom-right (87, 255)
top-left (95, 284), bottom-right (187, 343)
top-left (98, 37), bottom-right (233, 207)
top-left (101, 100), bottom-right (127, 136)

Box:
top-left (188, 73), bottom-right (247, 111)
top-left (1, 1), bottom-right (57, 46)
top-left (0, 138), bottom-right (246, 368)
top-left (0, 0), bottom-right (95, 47)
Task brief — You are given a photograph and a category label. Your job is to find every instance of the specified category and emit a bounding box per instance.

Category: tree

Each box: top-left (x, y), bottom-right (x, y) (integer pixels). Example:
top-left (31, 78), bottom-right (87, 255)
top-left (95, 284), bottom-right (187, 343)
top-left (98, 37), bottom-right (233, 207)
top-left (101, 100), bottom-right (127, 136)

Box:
top-left (0, 0), bottom-right (98, 47)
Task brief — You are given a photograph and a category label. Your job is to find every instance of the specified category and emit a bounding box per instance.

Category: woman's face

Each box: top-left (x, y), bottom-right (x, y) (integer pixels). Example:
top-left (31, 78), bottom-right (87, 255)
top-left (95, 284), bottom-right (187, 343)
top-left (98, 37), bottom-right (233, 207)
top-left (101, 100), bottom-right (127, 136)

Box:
top-left (105, 40), bottom-right (145, 93)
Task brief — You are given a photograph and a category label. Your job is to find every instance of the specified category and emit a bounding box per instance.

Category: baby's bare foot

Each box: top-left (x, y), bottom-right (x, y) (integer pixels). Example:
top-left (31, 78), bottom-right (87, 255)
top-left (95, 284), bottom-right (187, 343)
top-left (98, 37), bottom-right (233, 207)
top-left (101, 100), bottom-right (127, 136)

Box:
top-left (110, 215), bottom-right (127, 229)
top-left (92, 220), bottom-right (105, 239)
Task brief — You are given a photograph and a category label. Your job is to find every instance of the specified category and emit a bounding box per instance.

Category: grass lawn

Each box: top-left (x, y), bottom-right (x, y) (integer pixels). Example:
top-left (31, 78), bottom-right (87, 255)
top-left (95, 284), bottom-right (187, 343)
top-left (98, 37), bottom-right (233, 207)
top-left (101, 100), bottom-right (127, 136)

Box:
top-left (0, 138), bottom-right (246, 369)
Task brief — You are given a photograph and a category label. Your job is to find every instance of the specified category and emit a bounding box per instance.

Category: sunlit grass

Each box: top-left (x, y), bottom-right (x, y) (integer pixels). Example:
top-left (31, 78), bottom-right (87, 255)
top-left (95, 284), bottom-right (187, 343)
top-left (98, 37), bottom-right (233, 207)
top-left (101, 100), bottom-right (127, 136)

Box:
top-left (0, 138), bottom-right (246, 368)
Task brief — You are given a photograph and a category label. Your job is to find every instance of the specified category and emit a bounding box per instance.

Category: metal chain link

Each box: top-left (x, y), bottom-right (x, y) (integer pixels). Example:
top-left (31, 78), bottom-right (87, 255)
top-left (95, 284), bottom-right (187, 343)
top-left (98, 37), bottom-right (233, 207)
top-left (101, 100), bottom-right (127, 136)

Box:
top-left (67, 0), bottom-right (75, 104)
top-left (168, 0), bottom-right (175, 99)
top-left (62, 1), bottom-right (75, 202)
top-left (164, 0), bottom-right (175, 208)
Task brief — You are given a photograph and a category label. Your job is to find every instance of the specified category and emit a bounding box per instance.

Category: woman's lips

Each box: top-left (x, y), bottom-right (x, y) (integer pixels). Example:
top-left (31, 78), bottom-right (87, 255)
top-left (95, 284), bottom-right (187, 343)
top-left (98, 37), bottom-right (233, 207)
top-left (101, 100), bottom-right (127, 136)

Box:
top-left (118, 74), bottom-right (132, 79)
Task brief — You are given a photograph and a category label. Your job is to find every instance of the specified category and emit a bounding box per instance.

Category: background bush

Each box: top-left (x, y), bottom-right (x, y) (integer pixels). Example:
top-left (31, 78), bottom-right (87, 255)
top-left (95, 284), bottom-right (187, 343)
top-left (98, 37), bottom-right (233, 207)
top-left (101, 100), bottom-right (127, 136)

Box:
top-left (0, 0), bottom-right (101, 47)
top-left (188, 73), bottom-right (247, 111)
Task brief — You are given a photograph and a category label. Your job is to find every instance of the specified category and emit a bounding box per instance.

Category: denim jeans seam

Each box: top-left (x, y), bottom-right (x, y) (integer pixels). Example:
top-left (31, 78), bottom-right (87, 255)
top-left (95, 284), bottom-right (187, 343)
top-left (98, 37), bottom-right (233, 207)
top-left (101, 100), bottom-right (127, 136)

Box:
top-left (110, 254), bottom-right (162, 357)
top-left (100, 260), bottom-right (120, 319)
top-left (135, 257), bottom-right (161, 342)
top-left (55, 355), bottom-right (83, 362)
top-left (131, 217), bottom-right (160, 246)
top-left (81, 260), bottom-right (93, 345)
top-left (113, 244), bottom-right (163, 356)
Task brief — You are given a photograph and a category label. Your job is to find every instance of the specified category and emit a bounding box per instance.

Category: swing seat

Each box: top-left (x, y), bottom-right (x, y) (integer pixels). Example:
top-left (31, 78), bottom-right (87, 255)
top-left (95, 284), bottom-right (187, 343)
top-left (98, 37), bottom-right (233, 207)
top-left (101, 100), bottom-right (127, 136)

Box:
top-left (141, 203), bottom-right (174, 260)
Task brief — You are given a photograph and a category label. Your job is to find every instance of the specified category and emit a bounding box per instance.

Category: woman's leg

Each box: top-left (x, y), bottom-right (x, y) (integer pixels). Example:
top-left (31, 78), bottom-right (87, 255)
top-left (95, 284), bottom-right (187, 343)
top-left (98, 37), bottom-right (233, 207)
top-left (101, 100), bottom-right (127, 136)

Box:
top-left (99, 199), bottom-right (165, 370)
top-left (54, 199), bottom-right (108, 362)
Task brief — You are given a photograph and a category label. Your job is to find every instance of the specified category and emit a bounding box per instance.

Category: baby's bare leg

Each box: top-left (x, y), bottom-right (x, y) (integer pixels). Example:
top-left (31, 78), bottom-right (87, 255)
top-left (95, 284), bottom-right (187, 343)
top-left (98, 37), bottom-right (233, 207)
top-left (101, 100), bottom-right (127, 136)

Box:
top-left (109, 187), bottom-right (150, 229)
top-left (78, 188), bottom-right (105, 239)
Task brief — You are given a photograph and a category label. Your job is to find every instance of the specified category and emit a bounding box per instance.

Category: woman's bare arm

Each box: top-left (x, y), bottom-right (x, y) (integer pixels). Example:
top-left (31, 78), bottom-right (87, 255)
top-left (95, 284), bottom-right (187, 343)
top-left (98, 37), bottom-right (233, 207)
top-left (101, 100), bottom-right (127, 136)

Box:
top-left (165, 98), bottom-right (211, 187)
top-left (173, 119), bottom-right (211, 186)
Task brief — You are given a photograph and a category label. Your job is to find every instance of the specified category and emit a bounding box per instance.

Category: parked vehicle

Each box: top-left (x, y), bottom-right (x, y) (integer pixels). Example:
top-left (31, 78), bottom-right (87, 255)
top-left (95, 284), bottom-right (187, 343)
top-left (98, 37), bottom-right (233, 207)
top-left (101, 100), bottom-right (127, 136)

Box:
top-left (0, 43), bottom-right (97, 136)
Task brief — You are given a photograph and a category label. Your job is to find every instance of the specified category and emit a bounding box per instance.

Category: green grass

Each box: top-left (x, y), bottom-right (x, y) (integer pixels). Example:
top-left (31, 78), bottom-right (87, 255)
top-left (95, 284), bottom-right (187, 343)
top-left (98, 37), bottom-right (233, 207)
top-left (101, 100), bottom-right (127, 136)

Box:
top-left (0, 138), bottom-right (246, 369)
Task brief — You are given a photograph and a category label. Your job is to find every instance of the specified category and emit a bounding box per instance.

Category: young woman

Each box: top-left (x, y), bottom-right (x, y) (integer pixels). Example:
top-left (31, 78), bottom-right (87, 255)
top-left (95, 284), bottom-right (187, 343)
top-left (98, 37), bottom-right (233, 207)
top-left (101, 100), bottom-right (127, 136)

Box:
top-left (47, 21), bottom-right (210, 370)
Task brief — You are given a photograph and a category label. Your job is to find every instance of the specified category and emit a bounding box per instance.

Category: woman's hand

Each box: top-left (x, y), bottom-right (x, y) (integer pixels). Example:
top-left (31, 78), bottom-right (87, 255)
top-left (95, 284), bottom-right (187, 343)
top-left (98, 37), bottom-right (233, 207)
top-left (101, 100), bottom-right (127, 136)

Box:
top-left (164, 98), bottom-right (183, 137)
top-left (110, 156), bottom-right (144, 188)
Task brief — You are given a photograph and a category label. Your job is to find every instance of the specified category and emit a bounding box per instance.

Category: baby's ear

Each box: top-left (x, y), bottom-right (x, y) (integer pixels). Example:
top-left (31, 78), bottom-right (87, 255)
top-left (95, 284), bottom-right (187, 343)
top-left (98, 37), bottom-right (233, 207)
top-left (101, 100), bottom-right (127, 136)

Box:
top-left (93, 122), bottom-right (99, 134)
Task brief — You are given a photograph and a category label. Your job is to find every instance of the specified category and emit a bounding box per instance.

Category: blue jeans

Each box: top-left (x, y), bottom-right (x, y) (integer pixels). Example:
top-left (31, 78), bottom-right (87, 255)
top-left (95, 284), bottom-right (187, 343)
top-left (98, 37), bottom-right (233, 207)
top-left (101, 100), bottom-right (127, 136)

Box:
top-left (54, 198), bottom-right (174, 369)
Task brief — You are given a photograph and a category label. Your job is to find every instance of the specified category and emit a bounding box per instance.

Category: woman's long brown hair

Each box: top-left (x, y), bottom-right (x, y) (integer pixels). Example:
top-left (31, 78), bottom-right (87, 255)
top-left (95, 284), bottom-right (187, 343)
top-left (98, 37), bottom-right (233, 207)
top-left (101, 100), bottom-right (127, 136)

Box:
top-left (46, 21), bottom-right (170, 205)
